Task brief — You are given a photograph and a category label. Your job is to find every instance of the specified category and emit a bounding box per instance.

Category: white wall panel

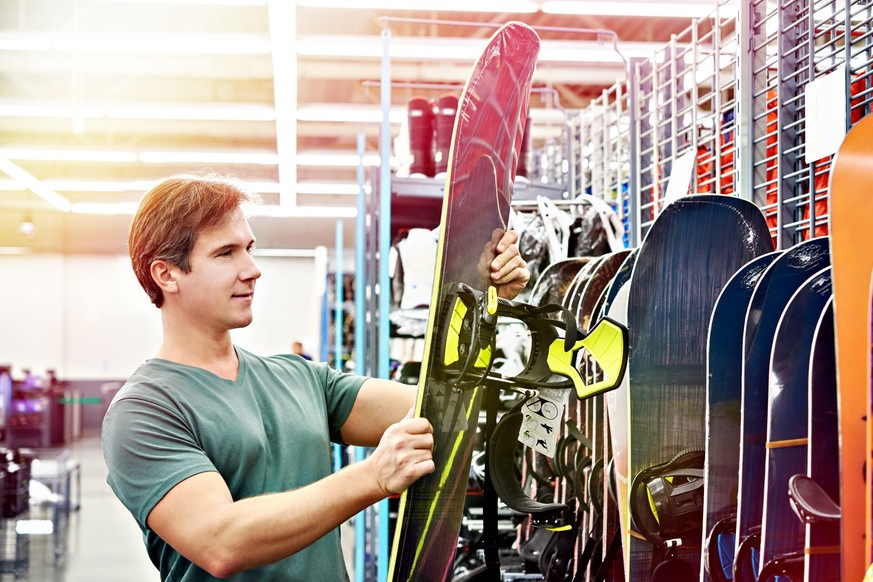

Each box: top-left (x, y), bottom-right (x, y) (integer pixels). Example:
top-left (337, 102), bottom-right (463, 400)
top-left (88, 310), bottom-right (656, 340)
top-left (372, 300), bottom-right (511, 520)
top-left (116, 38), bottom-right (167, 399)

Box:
top-left (0, 253), bottom-right (325, 380)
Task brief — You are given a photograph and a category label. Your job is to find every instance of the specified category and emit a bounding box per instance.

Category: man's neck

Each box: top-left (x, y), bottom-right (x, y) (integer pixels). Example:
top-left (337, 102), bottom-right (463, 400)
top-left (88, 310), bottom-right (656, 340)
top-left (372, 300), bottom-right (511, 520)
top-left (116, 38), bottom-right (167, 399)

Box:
top-left (156, 317), bottom-right (239, 381)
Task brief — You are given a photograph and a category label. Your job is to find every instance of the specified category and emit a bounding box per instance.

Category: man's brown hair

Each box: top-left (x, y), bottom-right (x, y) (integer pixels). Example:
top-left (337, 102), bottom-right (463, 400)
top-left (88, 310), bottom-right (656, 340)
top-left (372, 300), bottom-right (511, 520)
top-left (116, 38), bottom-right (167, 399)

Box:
top-left (129, 175), bottom-right (258, 307)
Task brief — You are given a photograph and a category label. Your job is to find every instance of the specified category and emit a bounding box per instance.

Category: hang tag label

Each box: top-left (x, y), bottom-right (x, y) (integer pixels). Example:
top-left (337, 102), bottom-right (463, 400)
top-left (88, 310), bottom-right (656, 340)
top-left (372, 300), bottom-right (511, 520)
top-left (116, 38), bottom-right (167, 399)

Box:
top-left (518, 392), bottom-right (564, 458)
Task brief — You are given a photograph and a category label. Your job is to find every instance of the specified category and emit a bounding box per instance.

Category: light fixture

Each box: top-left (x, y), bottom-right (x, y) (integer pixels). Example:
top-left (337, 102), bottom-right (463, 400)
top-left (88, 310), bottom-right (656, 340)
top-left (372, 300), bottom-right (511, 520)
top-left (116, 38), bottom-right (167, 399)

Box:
top-left (53, 33), bottom-right (272, 55)
top-left (68, 202), bottom-right (357, 218)
top-left (89, 0), bottom-right (268, 5)
top-left (0, 149), bottom-right (138, 162)
top-left (18, 214), bottom-right (35, 238)
top-left (0, 101), bottom-right (275, 122)
top-left (295, 0), bottom-right (538, 12)
top-left (541, 0), bottom-right (738, 18)
top-left (105, 103), bottom-right (275, 121)
top-left (0, 158), bottom-right (71, 212)
top-left (138, 151), bottom-right (279, 164)
top-left (69, 202), bottom-right (141, 215)
top-left (295, 182), bottom-right (361, 196)
top-left (267, 0), bottom-right (298, 209)
top-left (296, 104), bottom-right (407, 124)
top-left (296, 152), bottom-right (384, 167)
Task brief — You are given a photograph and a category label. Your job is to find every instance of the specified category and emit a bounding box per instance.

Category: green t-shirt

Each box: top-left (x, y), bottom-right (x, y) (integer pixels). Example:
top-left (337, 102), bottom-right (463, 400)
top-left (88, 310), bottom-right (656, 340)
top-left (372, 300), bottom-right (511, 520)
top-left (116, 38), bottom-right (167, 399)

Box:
top-left (102, 347), bottom-right (366, 581)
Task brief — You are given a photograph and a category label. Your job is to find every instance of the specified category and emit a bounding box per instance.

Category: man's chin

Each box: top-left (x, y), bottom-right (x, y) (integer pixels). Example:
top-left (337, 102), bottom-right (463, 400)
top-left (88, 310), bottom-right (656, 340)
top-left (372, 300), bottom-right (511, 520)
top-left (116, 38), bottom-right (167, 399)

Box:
top-left (228, 315), bottom-right (254, 330)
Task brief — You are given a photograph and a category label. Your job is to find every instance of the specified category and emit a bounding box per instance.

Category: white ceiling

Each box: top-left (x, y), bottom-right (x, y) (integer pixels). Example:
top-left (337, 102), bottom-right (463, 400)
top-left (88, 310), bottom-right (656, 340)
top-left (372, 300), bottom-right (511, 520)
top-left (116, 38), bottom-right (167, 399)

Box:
top-left (0, 0), bottom-right (707, 253)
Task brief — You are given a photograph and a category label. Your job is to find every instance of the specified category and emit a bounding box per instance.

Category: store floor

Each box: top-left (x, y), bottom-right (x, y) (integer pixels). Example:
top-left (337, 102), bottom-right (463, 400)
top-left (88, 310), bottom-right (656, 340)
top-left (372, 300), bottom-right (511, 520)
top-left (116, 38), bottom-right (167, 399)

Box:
top-left (2, 432), bottom-right (356, 581)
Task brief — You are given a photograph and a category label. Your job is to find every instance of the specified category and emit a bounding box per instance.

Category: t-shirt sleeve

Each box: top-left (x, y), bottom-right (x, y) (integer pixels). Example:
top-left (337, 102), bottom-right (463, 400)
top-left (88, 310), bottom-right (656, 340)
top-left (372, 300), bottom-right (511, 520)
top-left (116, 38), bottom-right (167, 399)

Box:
top-left (309, 362), bottom-right (367, 443)
top-left (101, 391), bottom-right (217, 528)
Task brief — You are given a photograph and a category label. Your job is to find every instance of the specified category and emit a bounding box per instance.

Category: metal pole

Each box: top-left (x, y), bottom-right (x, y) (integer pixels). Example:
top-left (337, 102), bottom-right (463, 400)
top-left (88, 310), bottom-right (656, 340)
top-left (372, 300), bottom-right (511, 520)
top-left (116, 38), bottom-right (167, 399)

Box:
top-left (333, 219), bottom-right (344, 474)
top-left (377, 26), bottom-right (392, 582)
top-left (354, 133), bottom-right (368, 582)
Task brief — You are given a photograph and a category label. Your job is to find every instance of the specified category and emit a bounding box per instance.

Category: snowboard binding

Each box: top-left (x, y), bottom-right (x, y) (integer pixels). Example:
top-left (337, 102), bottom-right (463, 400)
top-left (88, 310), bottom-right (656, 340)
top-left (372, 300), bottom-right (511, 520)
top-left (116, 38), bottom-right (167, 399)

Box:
top-left (489, 395), bottom-right (574, 531)
top-left (438, 282), bottom-right (629, 399)
top-left (629, 449), bottom-right (706, 548)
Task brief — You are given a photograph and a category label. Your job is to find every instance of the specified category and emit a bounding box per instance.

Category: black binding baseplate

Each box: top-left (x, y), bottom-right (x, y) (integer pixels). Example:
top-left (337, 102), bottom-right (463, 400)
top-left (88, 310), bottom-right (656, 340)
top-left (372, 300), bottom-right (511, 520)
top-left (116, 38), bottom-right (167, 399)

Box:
top-left (437, 282), bottom-right (628, 399)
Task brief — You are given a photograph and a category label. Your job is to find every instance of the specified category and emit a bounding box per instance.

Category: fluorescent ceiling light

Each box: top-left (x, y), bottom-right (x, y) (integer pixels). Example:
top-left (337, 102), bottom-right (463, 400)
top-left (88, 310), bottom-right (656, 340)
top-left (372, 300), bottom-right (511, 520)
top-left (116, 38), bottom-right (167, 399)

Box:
top-left (296, 104), bottom-right (406, 124)
top-left (295, 0), bottom-right (537, 11)
top-left (0, 247), bottom-right (34, 255)
top-left (0, 149), bottom-right (138, 162)
top-left (542, 0), bottom-right (737, 17)
top-left (68, 202), bottom-right (356, 218)
top-left (0, 31), bottom-right (270, 55)
top-left (0, 35), bottom-right (52, 51)
top-left (0, 101), bottom-right (275, 122)
top-left (296, 152), bottom-right (383, 167)
top-left (71, 202), bottom-right (142, 215)
top-left (295, 182), bottom-right (361, 196)
top-left (105, 104), bottom-right (275, 121)
top-left (45, 180), bottom-right (160, 193)
top-left (139, 151), bottom-right (279, 164)
top-left (0, 103), bottom-right (104, 118)
top-left (90, 0), bottom-right (267, 5)
top-left (0, 158), bottom-right (71, 212)
top-left (268, 0), bottom-right (298, 209)
top-left (0, 148), bottom-right (279, 165)
top-left (0, 180), bottom-right (24, 191)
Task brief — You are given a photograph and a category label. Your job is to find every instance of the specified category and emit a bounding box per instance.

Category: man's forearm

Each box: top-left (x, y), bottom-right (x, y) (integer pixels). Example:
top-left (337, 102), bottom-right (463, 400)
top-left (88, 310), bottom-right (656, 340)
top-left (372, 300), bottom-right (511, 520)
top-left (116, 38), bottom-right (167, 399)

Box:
top-left (191, 458), bottom-right (383, 577)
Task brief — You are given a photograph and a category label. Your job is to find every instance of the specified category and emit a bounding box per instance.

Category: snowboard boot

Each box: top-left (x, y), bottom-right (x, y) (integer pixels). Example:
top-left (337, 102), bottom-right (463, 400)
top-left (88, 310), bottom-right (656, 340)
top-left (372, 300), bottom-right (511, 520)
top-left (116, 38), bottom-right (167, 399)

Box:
top-left (407, 97), bottom-right (435, 177)
top-left (433, 94), bottom-right (459, 176)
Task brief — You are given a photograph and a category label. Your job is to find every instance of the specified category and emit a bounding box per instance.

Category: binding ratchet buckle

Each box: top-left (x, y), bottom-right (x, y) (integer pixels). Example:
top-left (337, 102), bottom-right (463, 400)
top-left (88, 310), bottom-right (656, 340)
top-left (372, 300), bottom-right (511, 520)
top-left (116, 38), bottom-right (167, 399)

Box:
top-left (439, 283), bottom-right (628, 399)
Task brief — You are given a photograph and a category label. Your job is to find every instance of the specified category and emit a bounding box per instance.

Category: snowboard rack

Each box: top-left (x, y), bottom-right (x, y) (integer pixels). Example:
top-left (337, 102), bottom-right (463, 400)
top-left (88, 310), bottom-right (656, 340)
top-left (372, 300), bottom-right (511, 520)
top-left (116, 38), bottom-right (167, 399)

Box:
top-left (439, 282), bottom-right (628, 399)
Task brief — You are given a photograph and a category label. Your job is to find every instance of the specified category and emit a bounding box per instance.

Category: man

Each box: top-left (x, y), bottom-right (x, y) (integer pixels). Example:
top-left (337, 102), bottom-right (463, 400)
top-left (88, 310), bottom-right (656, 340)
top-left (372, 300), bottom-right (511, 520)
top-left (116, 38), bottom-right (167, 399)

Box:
top-left (102, 174), bottom-right (530, 581)
top-left (291, 340), bottom-right (312, 361)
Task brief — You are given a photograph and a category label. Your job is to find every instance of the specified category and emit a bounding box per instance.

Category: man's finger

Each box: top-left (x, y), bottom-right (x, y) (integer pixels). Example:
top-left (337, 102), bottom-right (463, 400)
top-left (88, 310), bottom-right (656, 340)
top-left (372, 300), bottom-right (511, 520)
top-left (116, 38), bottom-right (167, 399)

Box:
top-left (492, 254), bottom-right (524, 282)
top-left (495, 229), bottom-right (519, 253)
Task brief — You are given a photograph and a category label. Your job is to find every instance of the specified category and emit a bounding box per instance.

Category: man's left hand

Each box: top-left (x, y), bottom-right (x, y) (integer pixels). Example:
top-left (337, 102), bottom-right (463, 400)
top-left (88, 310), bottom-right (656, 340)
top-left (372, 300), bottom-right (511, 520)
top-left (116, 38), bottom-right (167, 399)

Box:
top-left (489, 229), bottom-right (530, 299)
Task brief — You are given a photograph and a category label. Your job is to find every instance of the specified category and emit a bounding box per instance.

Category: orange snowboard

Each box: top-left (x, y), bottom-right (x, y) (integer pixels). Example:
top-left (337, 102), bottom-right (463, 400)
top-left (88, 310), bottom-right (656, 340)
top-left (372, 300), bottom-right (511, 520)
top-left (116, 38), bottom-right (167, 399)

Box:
top-left (829, 112), bottom-right (873, 580)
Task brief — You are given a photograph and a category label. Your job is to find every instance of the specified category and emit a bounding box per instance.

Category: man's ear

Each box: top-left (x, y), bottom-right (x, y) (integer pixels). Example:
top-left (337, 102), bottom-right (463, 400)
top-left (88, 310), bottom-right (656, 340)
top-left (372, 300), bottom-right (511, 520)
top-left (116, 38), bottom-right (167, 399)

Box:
top-left (150, 260), bottom-right (179, 297)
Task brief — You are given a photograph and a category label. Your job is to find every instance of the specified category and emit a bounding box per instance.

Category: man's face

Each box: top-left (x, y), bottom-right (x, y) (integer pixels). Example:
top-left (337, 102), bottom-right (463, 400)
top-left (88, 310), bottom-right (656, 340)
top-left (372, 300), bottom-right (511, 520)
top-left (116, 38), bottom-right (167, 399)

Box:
top-left (174, 207), bottom-right (261, 333)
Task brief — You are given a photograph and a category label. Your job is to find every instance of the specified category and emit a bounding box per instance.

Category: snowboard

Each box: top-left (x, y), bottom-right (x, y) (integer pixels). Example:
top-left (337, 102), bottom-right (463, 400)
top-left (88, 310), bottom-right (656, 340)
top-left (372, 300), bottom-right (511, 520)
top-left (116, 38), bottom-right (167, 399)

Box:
top-left (530, 257), bottom-right (593, 308)
top-left (387, 22), bottom-right (540, 582)
top-left (759, 268), bottom-right (832, 576)
top-left (701, 250), bottom-right (781, 582)
top-left (733, 237), bottom-right (831, 580)
top-left (578, 250), bottom-right (631, 334)
top-left (828, 112), bottom-right (873, 581)
top-left (579, 251), bottom-right (631, 581)
top-left (570, 250), bottom-right (627, 580)
top-left (805, 298), bottom-right (840, 582)
top-left (603, 250), bottom-right (637, 578)
top-left (626, 195), bottom-right (773, 581)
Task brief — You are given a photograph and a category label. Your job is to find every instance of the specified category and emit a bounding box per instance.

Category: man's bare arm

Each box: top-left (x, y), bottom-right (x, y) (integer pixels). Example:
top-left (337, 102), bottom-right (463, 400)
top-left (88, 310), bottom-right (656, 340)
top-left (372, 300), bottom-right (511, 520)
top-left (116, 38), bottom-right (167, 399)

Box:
top-left (146, 403), bottom-right (433, 577)
top-left (341, 378), bottom-right (418, 447)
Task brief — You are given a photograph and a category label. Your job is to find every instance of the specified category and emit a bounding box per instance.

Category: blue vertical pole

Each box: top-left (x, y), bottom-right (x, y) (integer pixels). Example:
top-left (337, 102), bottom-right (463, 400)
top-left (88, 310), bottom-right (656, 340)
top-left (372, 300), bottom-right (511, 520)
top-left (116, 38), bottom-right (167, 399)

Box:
top-left (333, 219), bottom-right (344, 474)
top-left (354, 132), bottom-right (368, 582)
top-left (377, 26), bottom-right (392, 582)
top-left (320, 284), bottom-right (329, 363)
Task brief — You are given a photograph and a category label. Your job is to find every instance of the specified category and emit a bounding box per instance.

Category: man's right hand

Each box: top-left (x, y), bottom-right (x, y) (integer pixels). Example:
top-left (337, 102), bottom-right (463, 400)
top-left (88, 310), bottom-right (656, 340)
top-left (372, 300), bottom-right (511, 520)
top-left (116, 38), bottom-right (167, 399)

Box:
top-left (368, 407), bottom-right (434, 495)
